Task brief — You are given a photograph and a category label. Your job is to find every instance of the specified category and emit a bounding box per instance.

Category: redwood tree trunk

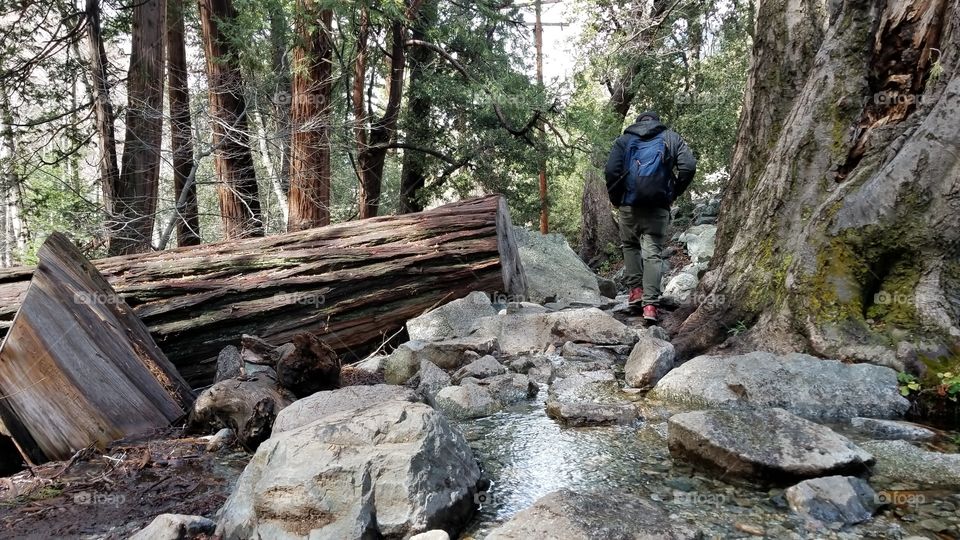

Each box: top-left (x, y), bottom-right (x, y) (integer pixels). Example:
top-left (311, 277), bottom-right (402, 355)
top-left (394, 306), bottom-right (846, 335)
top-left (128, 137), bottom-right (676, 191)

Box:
top-left (113, 0), bottom-right (166, 255)
top-left (198, 0), bottom-right (264, 239)
top-left (287, 1), bottom-right (333, 231)
top-left (675, 0), bottom-right (960, 373)
top-left (167, 0), bottom-right (201, 246)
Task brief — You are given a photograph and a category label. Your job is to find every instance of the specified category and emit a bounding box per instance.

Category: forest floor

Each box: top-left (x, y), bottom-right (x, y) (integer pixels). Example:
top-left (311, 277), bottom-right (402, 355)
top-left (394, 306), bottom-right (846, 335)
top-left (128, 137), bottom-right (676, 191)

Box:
top-left (0, 429), bottom-right (248, 539)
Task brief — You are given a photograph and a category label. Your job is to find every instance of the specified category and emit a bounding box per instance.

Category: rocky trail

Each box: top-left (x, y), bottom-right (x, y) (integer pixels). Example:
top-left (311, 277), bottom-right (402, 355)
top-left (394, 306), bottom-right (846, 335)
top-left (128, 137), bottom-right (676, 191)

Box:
top-left (0, 207), bottom-right (958, 540)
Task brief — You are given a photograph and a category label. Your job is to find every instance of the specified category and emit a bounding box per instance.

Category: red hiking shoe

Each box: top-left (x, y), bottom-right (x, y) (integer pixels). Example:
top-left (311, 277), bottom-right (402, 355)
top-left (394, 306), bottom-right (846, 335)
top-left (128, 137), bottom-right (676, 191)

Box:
top-left (643, 305), bottom-right (659, 322)
top-left (628, 287), bottom-right (644, 306)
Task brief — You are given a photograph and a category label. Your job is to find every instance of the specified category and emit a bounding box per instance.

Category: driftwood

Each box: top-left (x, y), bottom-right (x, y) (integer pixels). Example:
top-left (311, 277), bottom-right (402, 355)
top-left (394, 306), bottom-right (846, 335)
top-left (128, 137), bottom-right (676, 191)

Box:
top-left (188, 374), bottom-right (294, 450)
top-left (276, 333), bottom-right (341, 398)
top-left (0, 195), bottom-right (527, 386)
top-left (0, 233), bottom-right (194, 464)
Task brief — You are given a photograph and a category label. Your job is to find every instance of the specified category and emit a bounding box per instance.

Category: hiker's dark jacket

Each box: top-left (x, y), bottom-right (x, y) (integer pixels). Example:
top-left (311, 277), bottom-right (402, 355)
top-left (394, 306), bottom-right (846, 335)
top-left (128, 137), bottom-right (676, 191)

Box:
top-left (603, 118), bottom-right (697, 208)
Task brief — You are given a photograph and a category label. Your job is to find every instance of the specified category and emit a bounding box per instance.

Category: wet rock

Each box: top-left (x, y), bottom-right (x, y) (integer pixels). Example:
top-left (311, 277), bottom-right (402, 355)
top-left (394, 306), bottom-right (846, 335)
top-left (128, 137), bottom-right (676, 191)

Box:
top-left (560, 341), bottom-right (619, 364)
top-left (451, 355), bottom-right (507, 383)
top-left (473, 373), bottom-right (539, 405)
top-left (272, 384), bottom-right (419, 434)
top-left (651, 352), bottom-right (909, 421)
top-left (485, 488), bottom-right (698, 539)
top-left (383, 336), bottom-right (499, 384)
top-left (849, 418), bottom-right (936, 441)
top-left (678, 224), bottom-right (716, 264)
top-left (130, 514), bottom-right (216, 540)
top-left (545, 370), bottom-right (639, 426)
top-left (215, 346), bottom-right (243, 383)
top-left (668, 408), bottom-right (874, 484)
top-left (218, 401), bottom-right (480, 539)
top-left (406, 291), bottom-right (496, 341)
top-left (416, 360), bottom-right (451, 406)
top-left (785, 476), bottom-right (878, 527)
top-left (860, 440), bottom-right (960, 488)
top-left (435, 384), bottom-right (503, 419)
top-left (469, 308), bottom-right (637, 355)
top-left (513, 226), bottom-right (604, 306)
top-left (624, 337), bottom-right (675, 389)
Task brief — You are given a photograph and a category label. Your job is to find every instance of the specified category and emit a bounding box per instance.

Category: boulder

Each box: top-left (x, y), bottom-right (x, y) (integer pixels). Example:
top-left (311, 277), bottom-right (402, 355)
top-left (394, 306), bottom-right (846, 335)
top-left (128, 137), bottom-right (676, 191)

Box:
top-left (217, 401), bottom-right (480, 539)
top-left (660, 273), bottom-right (698, 306)
top-left (677, 224), bottom-right (716, 264)
top-left (416, 360), bottom-right (452, 406)
top-left (435, 385), bottom-right (503, 419)
top-left (130, 514), bottom-right (216, 540)
top-left (451, 355), bottom-right (507, 383)
top-left (410, 531), bottom-right (450, 540)
top-left (406, 291), bottom-right (496, 341)
top-left (559, 342), bottom-right (619, 365)
top-left (624, 337), bottom-right (675, 389)
top-left (596, 277), bottom-right (618, 299)
top-left (860, 440), bottom-right (960, 488)
top-left (512, 226), bottom-right (604, 305)
top-left (485, 489), bottom-right (698, 540)
top-left (469, 308), bottom-right (637, 356)
top-left (545, 370), bottom-right (640, 426)
top-left (785, 476), bottom-right (878, 527)
top-left (383, 336), bottom-right (499, 384)
top-left (650, 352), bottom-right (909, 421)
top-left (471, 373), bottom-right (539, 405)
top-left (849, 418), bottom-right (936, 441)
top-left (667, 408), bottom-right (874, 484)
top-left (272, 384), bottom-right (419, 434)
top-left (500, 302), bottom-right (550, 315)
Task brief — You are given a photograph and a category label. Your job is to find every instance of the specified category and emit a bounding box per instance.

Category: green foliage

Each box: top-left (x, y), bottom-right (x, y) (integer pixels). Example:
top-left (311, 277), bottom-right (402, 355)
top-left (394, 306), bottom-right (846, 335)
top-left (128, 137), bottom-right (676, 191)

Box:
top-left (937, 372), bottom-right (960, 402)
top-left (898, 372), bottom-right (922, 397)
top-left (727, 320), bottom-right (749, 337)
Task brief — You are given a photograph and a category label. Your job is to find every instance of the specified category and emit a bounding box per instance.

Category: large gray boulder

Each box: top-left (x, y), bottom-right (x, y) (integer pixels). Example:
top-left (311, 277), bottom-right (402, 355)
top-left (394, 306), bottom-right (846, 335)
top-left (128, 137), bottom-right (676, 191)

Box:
top-left (860, 440), bottom-right (960, 488)
top-left (668, 408), bottom-right (874, 483)
top-left (624, 337), bottom-right (675, 389)
top-left (651, 352), bottom-right (909, 421)
top-left (272, 384), bottom-right (420, 434)
top-left (545, 370), bottom-right (640, 427)
top-left (472, 373), bottom-right (539, 405)
top-left (660, 272), bottom-right (699, 306)
top-left (416, 360), bottom-right (452, 406)
top-left (677, 224), bottom-right (716, 264)
top-left (512, 226), bottom-right (604, 306)
top-left (383, 336), bottom-right (499, 384)
top-left (469, 308), bottom-right (637, 356)
top-left (451, 355), bottom-right (507, 383)
top-left (218, 401), bottom-right (480, 539)
top-left (485, 489), bottom-right (698, 540)
top-left (435, 384), bottom-right (503, 419)
top-left (785, 476), bottom-right (878, 527)
top-left (130, 514), bottom-right (216, 540)
top-left (406, 291), bottom-right (496, 341)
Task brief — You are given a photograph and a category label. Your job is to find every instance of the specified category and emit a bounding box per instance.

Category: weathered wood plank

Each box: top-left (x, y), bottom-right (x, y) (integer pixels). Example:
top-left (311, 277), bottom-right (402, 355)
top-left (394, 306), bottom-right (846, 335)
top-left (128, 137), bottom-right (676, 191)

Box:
top-left (0, 233), bottom-right (195, 463)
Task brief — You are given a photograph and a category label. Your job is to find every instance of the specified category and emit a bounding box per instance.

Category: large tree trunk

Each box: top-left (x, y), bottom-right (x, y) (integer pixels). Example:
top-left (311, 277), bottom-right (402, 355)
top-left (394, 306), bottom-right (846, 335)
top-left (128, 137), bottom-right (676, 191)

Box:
top-left (112, 0), bottom-right (166, 255)
top-left (0, 196), bottom-right (527, 386)
top-left (198, 0), bottom-right (264, 239)
top-left (674, 0), bottom-right (959, 372)
top-left (287, 1), bottom-right (333, 231)
top-left (398, 0), bottom-right (437, 214)
top-left (85, 0), bottom-right (122, 247)
top-left (167, 0), bottom-right (201, 247)
top-left (0, 93), bottom-right (26, 266)
top-left (355, 1), bottom-right (424, 218)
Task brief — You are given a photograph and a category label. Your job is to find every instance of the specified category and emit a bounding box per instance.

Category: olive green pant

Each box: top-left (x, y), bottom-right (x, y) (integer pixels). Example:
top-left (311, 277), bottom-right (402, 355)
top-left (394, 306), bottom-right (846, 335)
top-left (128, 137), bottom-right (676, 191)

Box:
top-left (619, 206), bottom-right (670, 306)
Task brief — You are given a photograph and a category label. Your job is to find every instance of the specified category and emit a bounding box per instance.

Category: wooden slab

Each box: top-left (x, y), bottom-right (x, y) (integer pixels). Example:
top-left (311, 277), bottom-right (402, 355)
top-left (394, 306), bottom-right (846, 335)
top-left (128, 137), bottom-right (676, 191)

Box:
top-left (0, 233), bottom-right (194, 463)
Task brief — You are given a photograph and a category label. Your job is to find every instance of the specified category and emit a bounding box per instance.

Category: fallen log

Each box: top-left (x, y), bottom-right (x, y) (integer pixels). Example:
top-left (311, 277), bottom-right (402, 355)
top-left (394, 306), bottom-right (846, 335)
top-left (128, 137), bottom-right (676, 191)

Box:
top-left (0, 195), bottom-right (527, 386)
top-left (0, 233), bottom-right (194, 464)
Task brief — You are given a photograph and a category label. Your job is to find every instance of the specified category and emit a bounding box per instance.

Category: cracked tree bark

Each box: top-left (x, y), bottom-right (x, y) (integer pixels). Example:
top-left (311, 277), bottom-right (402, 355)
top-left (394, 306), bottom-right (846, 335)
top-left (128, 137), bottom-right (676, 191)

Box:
top-left (674, 0), bottom-right (959, 373)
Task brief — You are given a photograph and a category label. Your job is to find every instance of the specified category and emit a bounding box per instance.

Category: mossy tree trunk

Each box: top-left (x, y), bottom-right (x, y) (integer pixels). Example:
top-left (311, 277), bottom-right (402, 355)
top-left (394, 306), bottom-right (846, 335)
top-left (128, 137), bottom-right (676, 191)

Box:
top-left (675, 0), bottom-right (960, 373)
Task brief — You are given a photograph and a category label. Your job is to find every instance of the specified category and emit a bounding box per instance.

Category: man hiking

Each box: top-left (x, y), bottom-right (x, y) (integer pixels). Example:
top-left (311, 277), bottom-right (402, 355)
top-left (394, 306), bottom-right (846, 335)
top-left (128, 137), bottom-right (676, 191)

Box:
top-left (604, 111), bottom-right (696, 322)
